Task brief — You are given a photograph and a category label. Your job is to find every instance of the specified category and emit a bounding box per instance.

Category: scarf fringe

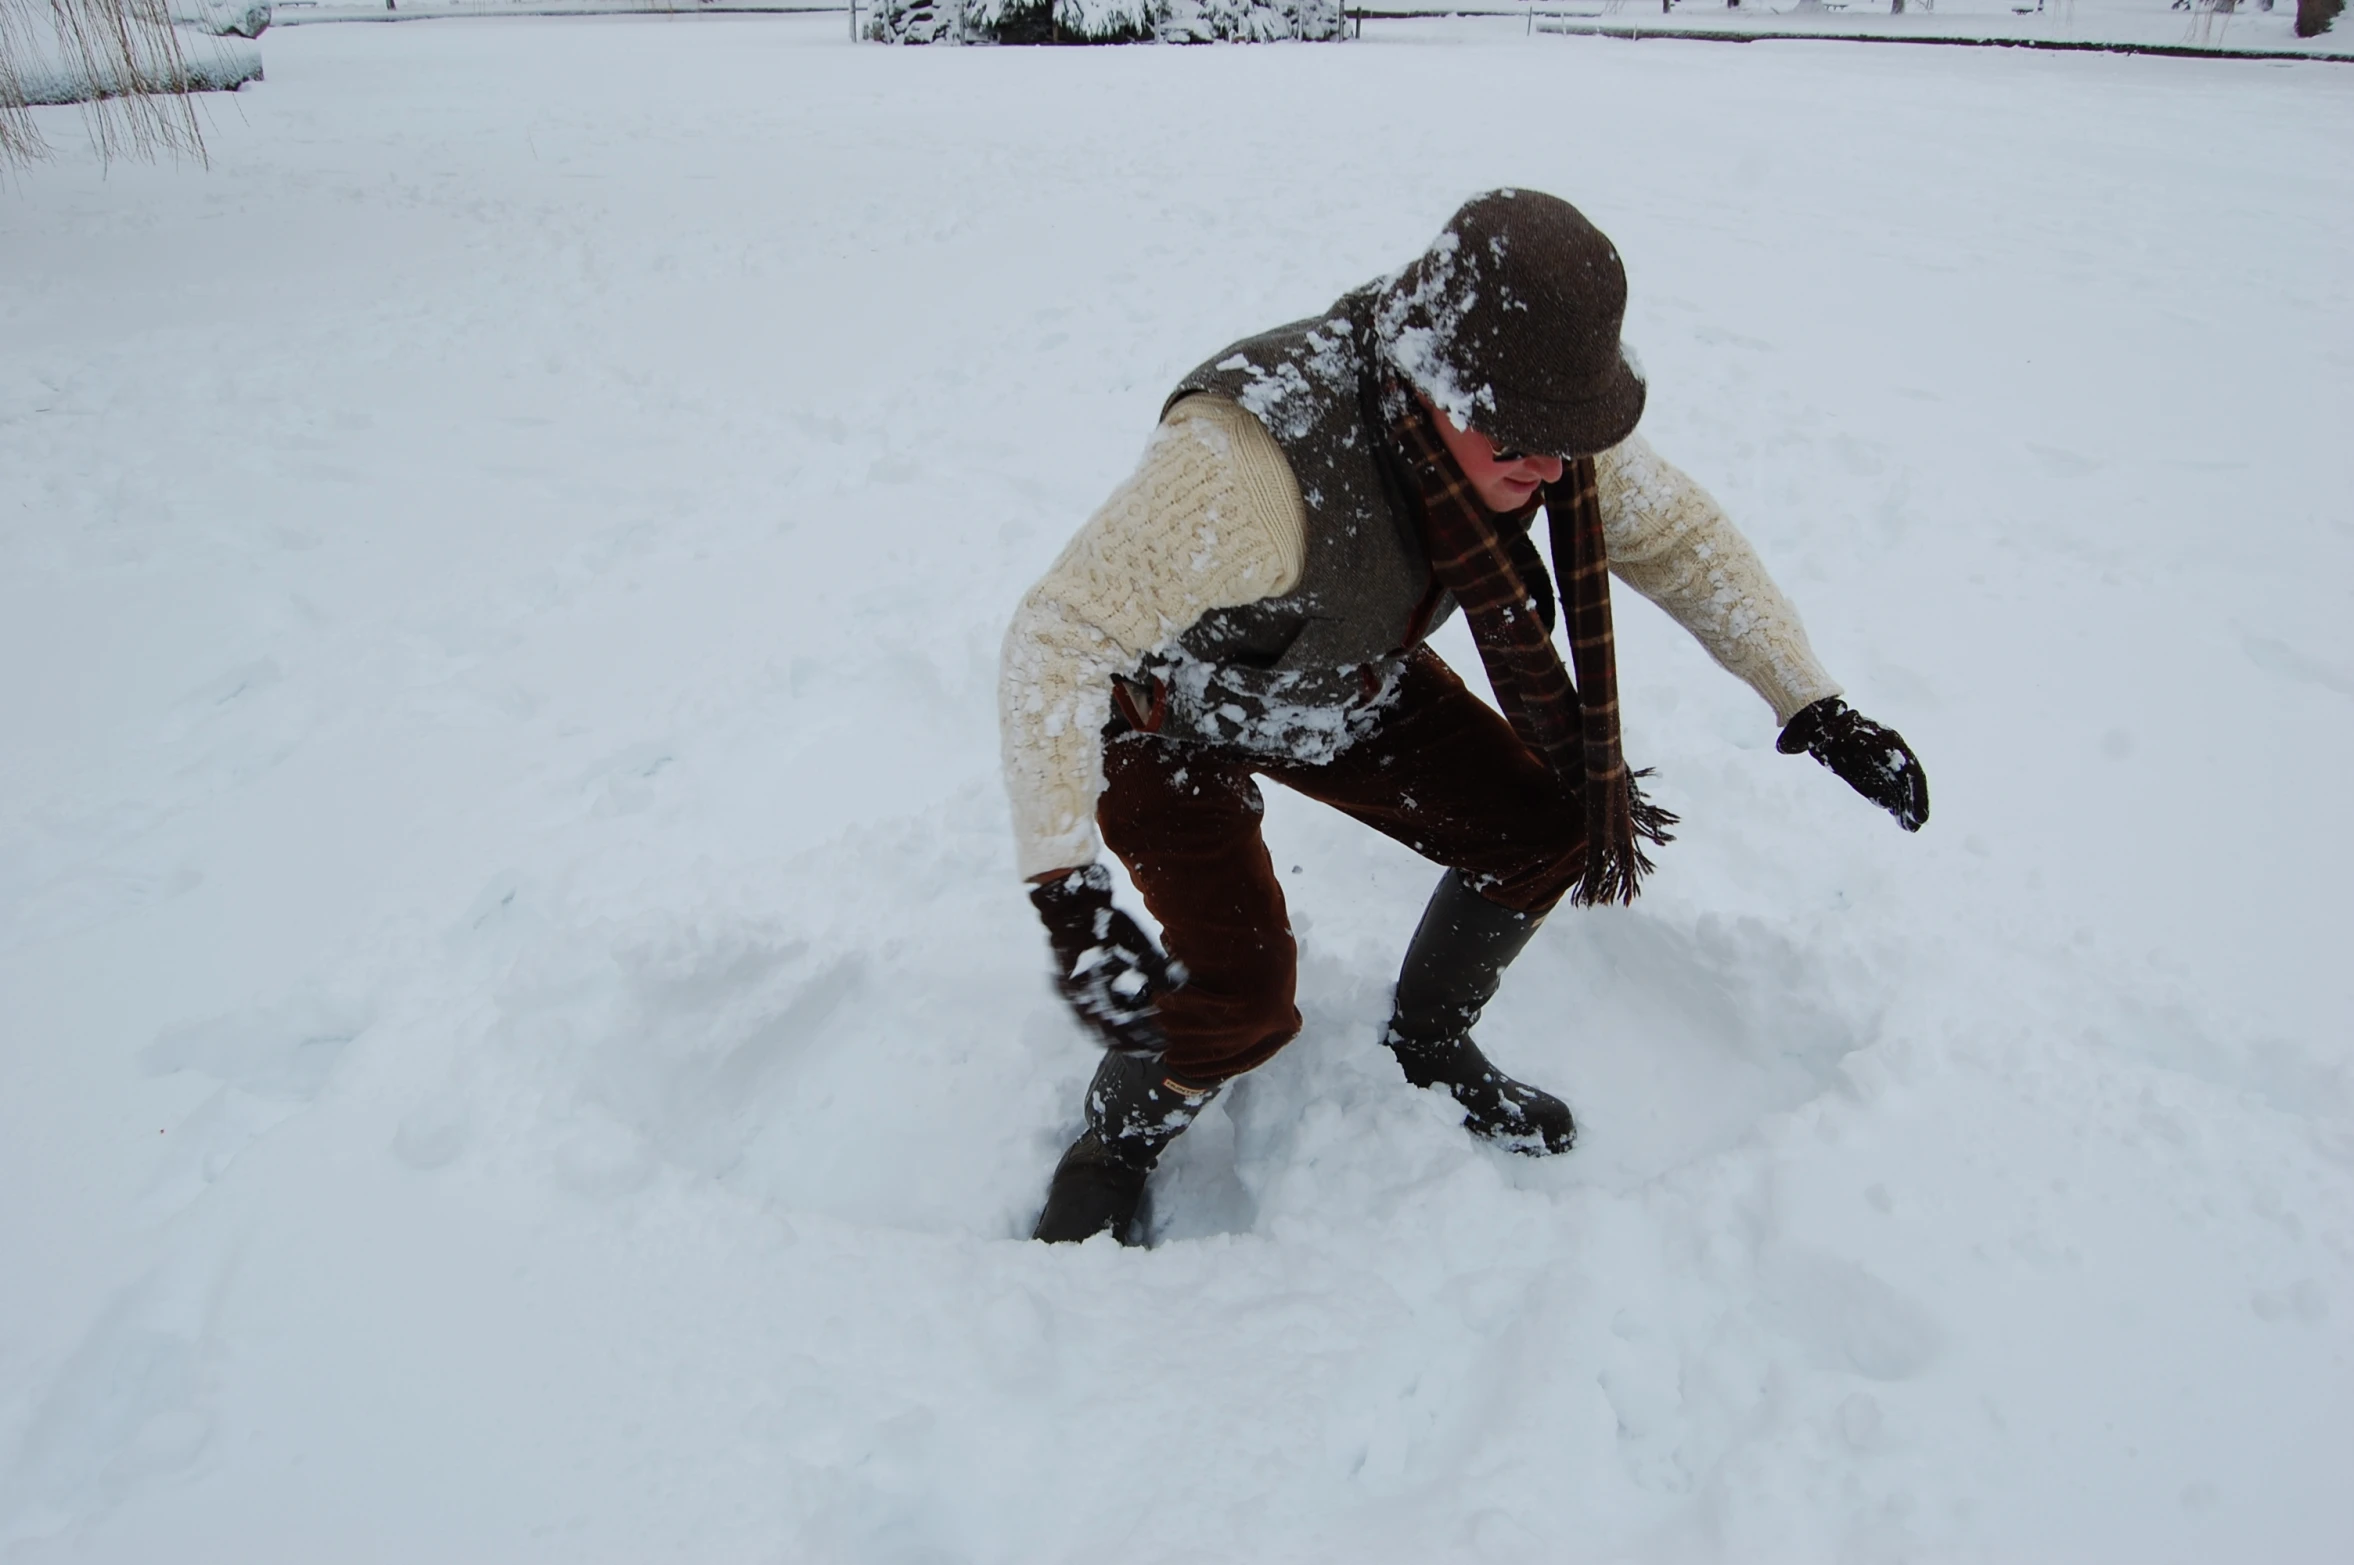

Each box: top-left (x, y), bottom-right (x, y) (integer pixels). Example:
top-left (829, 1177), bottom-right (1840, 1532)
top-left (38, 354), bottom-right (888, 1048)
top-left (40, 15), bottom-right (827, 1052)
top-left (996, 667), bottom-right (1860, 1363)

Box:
top-left (1572, 770), bottom-right (1680, 908)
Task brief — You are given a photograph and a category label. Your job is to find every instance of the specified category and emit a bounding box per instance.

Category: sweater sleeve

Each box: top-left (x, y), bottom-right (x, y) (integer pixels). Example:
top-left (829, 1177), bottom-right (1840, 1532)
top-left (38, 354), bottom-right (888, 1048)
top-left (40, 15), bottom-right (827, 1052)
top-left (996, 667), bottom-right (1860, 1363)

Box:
top-left (999, 397), bottom-right (1307, 880)
top-left (1594, 434), bottom-right (1842, 726)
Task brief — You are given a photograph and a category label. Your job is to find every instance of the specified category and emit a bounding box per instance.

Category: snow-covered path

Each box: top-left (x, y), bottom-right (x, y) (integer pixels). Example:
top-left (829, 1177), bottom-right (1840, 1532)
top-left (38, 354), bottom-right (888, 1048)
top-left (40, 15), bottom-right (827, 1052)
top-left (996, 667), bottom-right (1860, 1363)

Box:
top-left (3, 19), bottom-right (2349, 1561)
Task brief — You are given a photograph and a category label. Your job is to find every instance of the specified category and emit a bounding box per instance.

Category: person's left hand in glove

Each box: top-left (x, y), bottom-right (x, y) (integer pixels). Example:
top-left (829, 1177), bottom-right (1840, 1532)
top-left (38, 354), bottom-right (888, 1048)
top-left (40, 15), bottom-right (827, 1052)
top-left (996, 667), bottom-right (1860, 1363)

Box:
top-left (1778, 697), bottom-right (1930, 832)
top-left (1027, 863), bottom-right (1175, 1057)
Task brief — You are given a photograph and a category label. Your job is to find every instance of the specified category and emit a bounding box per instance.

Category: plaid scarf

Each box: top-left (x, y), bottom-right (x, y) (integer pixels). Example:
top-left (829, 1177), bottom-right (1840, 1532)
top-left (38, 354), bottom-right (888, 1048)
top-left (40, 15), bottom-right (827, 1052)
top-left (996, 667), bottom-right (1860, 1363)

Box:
top-left (1385, 385), bottom-right (1676, 906)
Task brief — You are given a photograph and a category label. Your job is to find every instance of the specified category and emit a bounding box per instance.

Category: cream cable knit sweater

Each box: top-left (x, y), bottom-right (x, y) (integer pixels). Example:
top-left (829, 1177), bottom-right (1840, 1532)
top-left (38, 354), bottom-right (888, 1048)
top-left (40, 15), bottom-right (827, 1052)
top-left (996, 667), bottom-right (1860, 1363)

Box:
top-left (998, 396), bottom-right (1839, 880)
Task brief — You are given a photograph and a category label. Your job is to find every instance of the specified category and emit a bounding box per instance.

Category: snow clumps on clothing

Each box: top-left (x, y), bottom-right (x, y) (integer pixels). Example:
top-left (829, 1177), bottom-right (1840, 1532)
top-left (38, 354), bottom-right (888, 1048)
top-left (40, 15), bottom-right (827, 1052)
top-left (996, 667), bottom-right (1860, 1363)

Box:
top-left (1373, 230), bottom-right (1491, 432)
top-left (998, 400), bottom-right (1839, 881)
top-left (997, 397), bottom-right (1305, 879)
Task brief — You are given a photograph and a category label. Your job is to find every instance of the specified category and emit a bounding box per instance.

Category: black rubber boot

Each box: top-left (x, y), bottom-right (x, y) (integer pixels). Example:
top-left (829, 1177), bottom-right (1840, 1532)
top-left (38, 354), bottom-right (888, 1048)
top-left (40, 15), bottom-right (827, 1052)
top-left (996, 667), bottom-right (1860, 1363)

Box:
top-left (1383, 870), bottom-right (1576, 1155)
top-left (1033, 1050), bottom-right (1220, 1245)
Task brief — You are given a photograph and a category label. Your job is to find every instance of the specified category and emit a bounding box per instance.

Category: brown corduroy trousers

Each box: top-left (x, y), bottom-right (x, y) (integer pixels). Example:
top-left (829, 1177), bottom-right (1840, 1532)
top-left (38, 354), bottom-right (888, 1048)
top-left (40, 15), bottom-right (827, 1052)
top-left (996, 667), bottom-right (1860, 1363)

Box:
top-left (1098, 647), bottom-right (1588, 1086)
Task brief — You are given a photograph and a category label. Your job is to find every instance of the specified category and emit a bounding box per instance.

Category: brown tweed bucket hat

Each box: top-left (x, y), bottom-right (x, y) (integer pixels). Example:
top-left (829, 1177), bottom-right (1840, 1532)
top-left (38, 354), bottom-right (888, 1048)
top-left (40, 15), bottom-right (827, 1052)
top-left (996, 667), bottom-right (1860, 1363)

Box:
top-left (1373, 189), bottom-right (1647, 459)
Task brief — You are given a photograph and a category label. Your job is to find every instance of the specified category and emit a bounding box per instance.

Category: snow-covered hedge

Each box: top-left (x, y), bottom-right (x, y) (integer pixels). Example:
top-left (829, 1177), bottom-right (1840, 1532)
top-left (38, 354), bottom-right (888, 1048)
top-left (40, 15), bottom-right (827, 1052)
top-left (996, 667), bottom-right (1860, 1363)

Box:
top-left (2, 7), bottom-right (261, 108)
top-left (865, 0), bottom-right (1344, 45)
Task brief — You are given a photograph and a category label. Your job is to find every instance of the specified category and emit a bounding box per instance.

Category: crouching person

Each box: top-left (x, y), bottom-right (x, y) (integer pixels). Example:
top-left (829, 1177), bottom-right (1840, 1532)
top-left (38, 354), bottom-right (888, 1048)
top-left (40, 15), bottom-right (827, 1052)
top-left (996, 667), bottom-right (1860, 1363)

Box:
top-left (999, 191), bottom-right (1928, 1245)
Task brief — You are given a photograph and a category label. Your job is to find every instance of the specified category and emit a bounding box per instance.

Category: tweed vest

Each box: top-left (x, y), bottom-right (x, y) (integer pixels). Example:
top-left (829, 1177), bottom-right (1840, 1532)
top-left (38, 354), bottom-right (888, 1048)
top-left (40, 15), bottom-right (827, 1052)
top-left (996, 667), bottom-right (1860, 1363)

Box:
top-left (1134, 287), bottom-right (1464, 759)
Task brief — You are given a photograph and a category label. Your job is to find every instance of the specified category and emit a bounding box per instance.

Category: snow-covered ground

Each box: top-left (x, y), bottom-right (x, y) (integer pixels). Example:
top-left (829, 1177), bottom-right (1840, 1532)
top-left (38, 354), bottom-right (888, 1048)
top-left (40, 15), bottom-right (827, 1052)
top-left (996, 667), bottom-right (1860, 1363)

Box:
top-left (3, 17), bottom-right (2350, 1561)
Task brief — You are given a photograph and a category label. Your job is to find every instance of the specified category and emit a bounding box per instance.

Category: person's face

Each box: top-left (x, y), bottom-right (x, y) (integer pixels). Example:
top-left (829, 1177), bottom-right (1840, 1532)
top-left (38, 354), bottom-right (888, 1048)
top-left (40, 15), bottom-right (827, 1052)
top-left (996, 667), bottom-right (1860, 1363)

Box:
top-left (1424, 397), bottom-right (1567, 513)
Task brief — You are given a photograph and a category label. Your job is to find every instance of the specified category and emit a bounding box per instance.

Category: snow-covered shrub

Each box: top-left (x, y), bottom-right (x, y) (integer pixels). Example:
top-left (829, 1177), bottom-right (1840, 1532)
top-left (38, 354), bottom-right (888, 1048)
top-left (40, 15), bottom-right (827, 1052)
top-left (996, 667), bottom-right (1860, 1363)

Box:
top-left (863, 0), bottom-right (959, 43)
top-left (864, 0), bottom-right (1133, 43)
top-left (177, 0), bottom-right (270, 39)
top-left (864, 0), bottom-right (1343, 44)
top-left (1158, 0), bottom-right (1340, 42)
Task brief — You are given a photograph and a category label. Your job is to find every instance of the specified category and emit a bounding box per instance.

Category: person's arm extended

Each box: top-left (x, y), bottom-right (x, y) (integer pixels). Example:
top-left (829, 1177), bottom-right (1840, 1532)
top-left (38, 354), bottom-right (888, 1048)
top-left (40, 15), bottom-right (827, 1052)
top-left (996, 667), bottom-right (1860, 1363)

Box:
top-left (999, 396), bottom-right (1306, 882)
top-left (1595, 434), bottom-right (1841, 726)
top-left (1598, 436), bottom-right (1928, 831)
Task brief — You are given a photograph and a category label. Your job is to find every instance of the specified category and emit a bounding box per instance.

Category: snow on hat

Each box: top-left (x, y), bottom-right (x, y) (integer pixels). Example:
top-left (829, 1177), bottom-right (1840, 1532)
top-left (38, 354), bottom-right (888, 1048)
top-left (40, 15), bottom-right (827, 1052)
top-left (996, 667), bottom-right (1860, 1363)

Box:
top-left (1374, 189), bottom-right (1647, 459)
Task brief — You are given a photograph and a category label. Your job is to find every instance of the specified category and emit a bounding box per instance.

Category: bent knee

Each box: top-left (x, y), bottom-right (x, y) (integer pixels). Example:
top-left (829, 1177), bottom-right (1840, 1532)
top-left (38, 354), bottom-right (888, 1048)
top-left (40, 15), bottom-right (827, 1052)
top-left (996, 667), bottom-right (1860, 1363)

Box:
top-left (1155, 955), bottom-right (1301, 1082)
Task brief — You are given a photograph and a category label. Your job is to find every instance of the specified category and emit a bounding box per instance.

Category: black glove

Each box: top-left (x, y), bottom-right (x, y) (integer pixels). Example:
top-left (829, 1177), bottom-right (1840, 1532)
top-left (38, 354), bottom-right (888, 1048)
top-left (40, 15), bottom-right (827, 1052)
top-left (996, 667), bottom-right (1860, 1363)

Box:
top-left (1028, 864), bottom-right (1173, 1058)
top-left (1778, 697), bottom-right (1930, 832)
